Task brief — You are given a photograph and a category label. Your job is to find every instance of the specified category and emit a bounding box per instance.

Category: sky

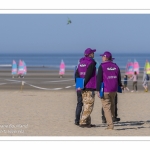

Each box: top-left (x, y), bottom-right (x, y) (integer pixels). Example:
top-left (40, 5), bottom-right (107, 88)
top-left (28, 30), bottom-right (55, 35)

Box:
top-left (0, 14), bottom-right (150, 54)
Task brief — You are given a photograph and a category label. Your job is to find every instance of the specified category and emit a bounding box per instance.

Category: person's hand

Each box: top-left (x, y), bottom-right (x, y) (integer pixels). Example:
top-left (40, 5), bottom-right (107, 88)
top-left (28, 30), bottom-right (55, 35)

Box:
top-left (121, 85), bottom-right (124, 90)
top-left (77, 87), bottom-right (81, 91)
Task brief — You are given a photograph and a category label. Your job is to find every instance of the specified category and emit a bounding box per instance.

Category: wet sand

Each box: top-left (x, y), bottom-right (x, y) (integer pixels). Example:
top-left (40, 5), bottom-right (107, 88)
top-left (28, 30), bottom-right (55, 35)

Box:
top-left (0, 69), bottom-right (148, 91)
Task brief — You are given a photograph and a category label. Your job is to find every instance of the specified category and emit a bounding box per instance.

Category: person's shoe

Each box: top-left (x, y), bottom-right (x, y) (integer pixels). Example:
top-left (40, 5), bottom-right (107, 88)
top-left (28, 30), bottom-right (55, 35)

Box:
top-left (75, 122), bottom-right (79, 126)
top-left (113, 117), bottom-right (120, 122)
top-left (131, 90), bottom-right (134, 92)
top-left (79, 124), bottom-right (91, 128)
top-left (105, 127), bottom-right (114, 130)
top-left (102, 119), bottom-right (106, 123)
top-left (90, 124), bottom-right (96, 127)
top-left (105, 125), bottom-right (114, 130)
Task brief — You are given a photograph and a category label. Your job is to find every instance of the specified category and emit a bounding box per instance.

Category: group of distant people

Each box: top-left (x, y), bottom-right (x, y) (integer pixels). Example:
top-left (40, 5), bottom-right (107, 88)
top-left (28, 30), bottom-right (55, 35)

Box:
top-left (123, 70), bottom-right (149, 93)
top-left (74, 48), bottom-right (149, 130)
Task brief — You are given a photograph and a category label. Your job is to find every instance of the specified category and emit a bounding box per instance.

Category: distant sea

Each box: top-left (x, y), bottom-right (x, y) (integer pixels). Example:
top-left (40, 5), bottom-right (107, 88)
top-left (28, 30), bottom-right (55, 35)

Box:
top-left (0, 53), bottom-right (150, 71)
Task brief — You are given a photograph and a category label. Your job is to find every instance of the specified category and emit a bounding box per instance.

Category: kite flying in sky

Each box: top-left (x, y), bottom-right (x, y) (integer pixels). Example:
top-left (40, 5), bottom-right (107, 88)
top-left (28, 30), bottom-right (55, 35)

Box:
top-left (67, 18), bottom-right (72, 25)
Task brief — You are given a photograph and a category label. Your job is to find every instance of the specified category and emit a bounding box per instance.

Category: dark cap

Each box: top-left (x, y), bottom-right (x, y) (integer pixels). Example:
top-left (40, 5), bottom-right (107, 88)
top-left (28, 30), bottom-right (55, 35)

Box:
top-left (84, 48), bottom-right (96, 56)
top-left (100, 51), bottom-right (114, 60)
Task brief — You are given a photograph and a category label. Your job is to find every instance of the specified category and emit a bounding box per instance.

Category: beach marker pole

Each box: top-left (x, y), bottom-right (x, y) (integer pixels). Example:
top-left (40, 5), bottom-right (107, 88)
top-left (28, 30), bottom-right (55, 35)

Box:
top-left (21, 81), bottom-right (25, 91)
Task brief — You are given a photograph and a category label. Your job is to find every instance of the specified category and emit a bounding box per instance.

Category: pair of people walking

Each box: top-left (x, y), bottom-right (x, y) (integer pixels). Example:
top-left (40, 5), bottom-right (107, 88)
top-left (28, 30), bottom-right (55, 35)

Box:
top-left (75, 48), bottom-right (123, 130)
top-left (123, 71), bottom-right (149, 93)
top-left (122, 72), bottom-right (138, 92)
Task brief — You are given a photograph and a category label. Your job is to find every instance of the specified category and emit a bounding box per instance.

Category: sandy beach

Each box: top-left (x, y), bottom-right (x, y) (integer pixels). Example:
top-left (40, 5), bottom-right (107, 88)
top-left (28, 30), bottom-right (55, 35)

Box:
top-left (0, 90), bottom-right (150, 136)
top-left (0, 69), bottom-right (150, 136)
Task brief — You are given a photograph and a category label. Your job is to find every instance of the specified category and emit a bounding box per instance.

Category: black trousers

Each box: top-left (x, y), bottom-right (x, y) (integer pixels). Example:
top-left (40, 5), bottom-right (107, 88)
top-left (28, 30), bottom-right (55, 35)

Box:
top-left (75, 90), bottom-right (83, 124)
top-left (102, 93), bottom-right (118, 120)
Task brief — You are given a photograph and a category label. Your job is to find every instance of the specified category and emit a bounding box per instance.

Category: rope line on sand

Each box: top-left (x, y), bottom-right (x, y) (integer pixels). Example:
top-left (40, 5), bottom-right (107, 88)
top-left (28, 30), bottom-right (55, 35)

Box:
top-left (0, 83), bottom-right (7, 85)
top-left (25, 82), bottom-right (75, 90)
top-left (25, 82), bottom-right (64, 90)
top-left (44, 79), bottom-right (74, 83)
top-left (4, 79), bottom-right (22, 82)
top-left (65, 86), bottom-right (72, 88)
top-left (1, 78), bottom-right (149, 90)
top-left (1, 79), bottom-right (75, 90)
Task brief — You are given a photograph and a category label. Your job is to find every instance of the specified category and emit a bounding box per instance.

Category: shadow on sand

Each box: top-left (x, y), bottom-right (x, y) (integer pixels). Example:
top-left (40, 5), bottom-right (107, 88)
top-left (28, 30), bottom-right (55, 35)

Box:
top-left (93, 120), bottom-right (150, 130)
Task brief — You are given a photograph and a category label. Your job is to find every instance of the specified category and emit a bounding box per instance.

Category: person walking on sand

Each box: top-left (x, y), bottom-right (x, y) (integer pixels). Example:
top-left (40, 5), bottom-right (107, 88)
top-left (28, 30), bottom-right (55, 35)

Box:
top-left (130, 71), bottom-right (138, 92)
top-left (96, 51), bottom-right (123, 130)
top-left (123, 75), bottom-right (130, 92)
top-left (142, 71), bottom-right (149, 92)
top-left (75, 48), bottom-right (97, 128)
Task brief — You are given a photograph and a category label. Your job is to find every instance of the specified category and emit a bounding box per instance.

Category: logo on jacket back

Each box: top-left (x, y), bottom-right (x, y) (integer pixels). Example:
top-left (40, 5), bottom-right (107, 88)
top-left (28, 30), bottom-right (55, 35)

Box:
top-left (80, 64), bottom-right (86, 67)
top-left (107, 67), bottom-right (116, 70)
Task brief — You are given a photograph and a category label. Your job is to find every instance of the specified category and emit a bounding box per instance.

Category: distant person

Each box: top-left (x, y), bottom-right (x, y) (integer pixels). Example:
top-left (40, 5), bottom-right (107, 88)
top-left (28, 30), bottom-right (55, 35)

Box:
top-left (142, 71), bottom-right (149, 92)
top-left (123, 75), bottom-right (130, 92)
top-left (75, 48), bottom-right (97, 128)
top-left (130, 71), bottom-right (138, 92)
top-left (96, 51), bottom-right (123, 130)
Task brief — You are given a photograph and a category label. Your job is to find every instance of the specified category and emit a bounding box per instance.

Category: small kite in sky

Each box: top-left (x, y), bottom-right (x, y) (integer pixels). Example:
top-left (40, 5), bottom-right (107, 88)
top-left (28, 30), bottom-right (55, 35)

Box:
top-left (67, 18), bottom-right (72, 25)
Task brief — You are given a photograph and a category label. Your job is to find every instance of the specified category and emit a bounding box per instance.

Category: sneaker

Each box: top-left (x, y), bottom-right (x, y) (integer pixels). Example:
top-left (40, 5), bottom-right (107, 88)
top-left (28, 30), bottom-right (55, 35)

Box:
top-left (90, 124), bottom-right (96, 127)
top-left (105, 125), bottom-right (114, 130)
top-left (79, 124), bottom-right (91, 128)
top-left (113, 117), bottom-right (120, 122)
top-left (75, 122), bottom-right (79, 126)
top-left (131, 90), bottom-right (134, 92)
top-left (105, 127), bottom-right (114, 130)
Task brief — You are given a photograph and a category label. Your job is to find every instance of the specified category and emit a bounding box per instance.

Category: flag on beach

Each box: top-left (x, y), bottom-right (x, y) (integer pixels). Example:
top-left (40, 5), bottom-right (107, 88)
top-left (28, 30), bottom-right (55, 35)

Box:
top-left (125, 60), bottom-right (134, 75)
top-left (133, 59), bottom-right (140, 74)
top-left (22, 60), bottom-right (27, 75)
top-left (17, 60), bottom-right (24, 75)
top-left (144, 60), bottom-right (150, 74)
top-left (12, 60), bottom-right (17, 75)
top-left (59, 59), bottom-right (65, 75)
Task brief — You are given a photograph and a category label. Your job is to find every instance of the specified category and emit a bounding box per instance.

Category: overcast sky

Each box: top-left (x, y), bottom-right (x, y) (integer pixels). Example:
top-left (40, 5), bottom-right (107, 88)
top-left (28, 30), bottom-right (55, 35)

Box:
top-left (0, 14), bottom-right (150, 54)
